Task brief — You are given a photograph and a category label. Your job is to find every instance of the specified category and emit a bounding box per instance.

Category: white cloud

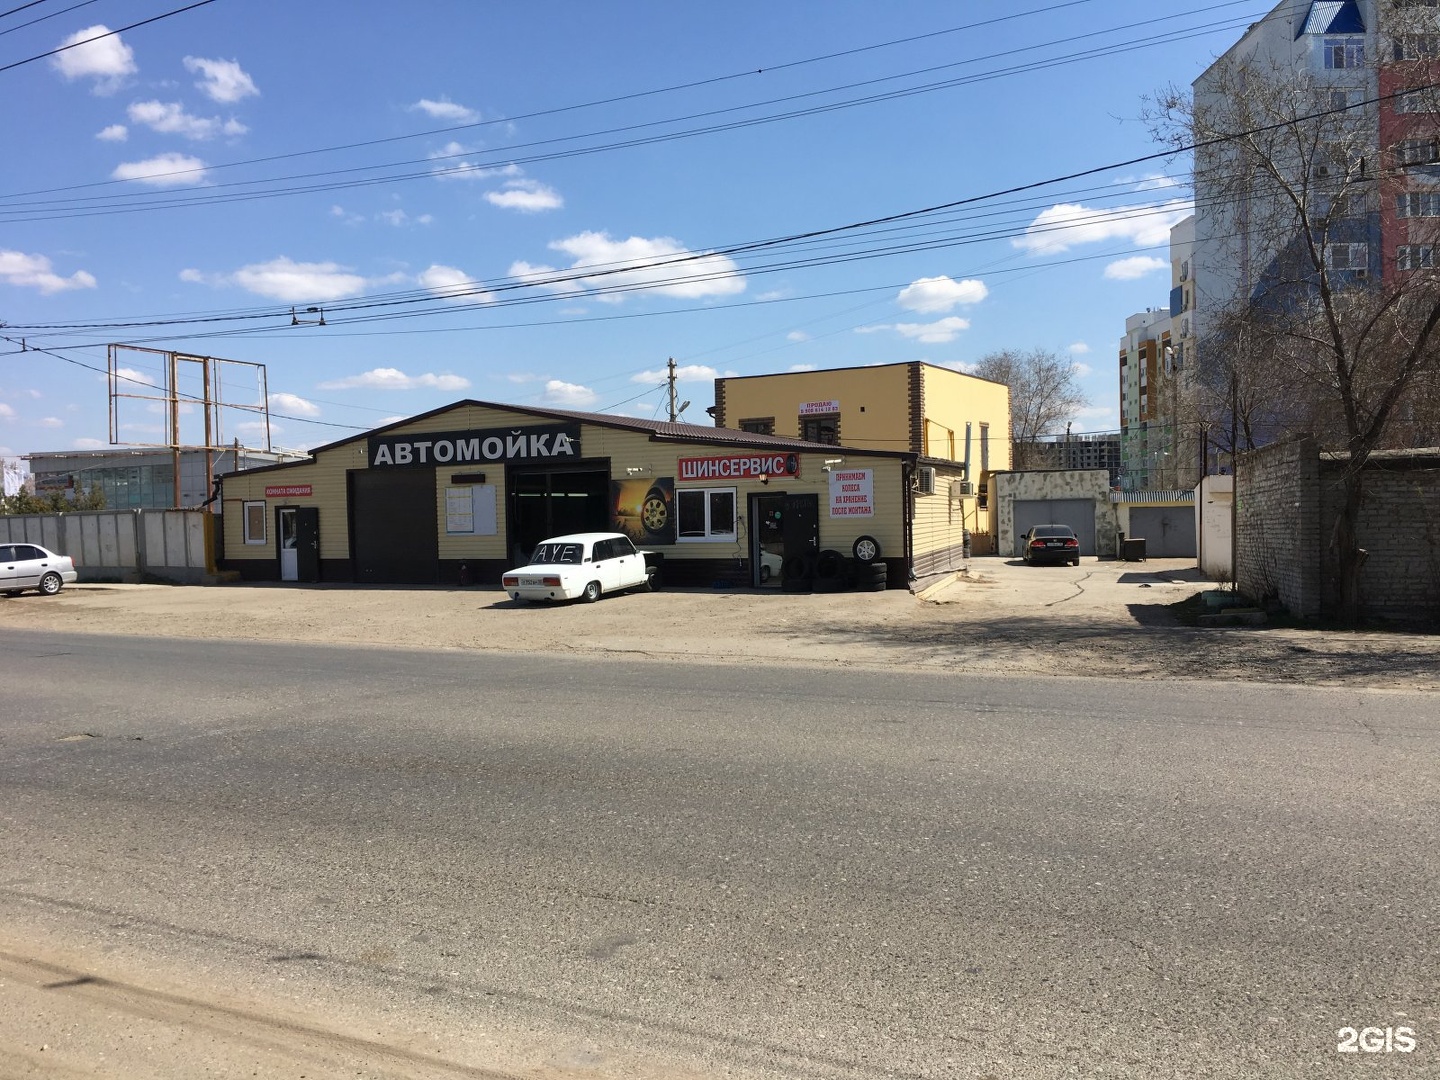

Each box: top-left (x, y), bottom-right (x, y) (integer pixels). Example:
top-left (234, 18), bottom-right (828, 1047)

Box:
top-left (39, 417), bottom-right (63, 428)
top-left (1014, 199), bottom-right (1193, 256)
top-left (506, 260), bottom-right (586, 296)
top-left (316, 368), bottom-right (471, 391)
top-left (429, 142), bottom-right (519, 181)
top-left (0, 403), bottom-right (15, 419)
top-left (542, 379), bottom-right (597, 407)
top-left (96, 124), bottom-right (127, 142)
top-left (787, 332), bottom-right (810, 343)
top-left (788, 363), bottom-right (816, 371)
top-left (419, 264), bottom-right (494, 304)
top-left (127, 100), bottom-right (246, 141)
top-left (268, 392), bottom-right (319, 416)
top-left (631, 364), bottom-right (718, 384)
top-left (541, 231), bottom-right (745, 302)
top-left (1073, 362), bottom-right (1095, 377)
top-left (114, 366), bottom-right (157, 387)
top-left (51, 25), bottom-right (135, 94)
top-left (234, 420), bottom-right (276, 435)
top-left (1104, 256), bottom-right (1170, 281)
top-left (1068, 341), bottom-right (1092, 355)
top-left (0, 250), bottom-right (97, 294)
top-left (896, 275), bottom-right (988, 313)
top-left (858, 317), bottom-right (971, 344)
top-left (377, 209), bottom-right (433, 227)
top-left (484, 179), bottom-right (563, 213)
top-left (182, 257), bottom-right (367, 302)
top-left (411, 97), bottom-right (479, 124)
top-left (183, 56), bottom-right (258, 103)
top-left (112, 153), bottom-right (209, 186)
top-left (74, 437), bottom-right (107, 449)
top-left (1122, 172), bottom-right (1182, 192)
top-left (120, 422), bottom-right (165, 434)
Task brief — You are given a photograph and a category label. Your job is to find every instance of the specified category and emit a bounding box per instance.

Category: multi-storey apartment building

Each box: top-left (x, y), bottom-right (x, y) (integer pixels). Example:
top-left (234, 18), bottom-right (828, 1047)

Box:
top-left (1117, 308), bottom-right (1171, 490)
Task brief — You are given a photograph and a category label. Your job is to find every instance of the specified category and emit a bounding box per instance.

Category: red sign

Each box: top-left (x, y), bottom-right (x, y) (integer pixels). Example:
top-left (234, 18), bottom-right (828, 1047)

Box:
top-left (678, 453), bottom-right (801, 481)
top-left (265, 484), bottom-right (312, 498)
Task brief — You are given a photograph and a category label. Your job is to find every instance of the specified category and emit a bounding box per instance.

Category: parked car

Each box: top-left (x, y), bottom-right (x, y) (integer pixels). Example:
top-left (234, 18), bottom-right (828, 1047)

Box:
top-left (502, 532), bottom-right (658, 604)
top-left (1021, 524), bottom-right (1081, 566)
top-left (0, 543), bottom-right (79, 596)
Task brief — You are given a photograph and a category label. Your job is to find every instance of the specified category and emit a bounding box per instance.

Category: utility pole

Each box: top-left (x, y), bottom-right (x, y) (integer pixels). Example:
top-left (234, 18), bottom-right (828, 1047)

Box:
top-left (667, 357), bottom-right (678, 422)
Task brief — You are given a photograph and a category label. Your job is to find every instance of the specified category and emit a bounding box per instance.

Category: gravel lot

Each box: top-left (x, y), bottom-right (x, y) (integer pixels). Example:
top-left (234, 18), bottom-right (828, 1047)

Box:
top-left (3, 556), bottom-right (1436, 689)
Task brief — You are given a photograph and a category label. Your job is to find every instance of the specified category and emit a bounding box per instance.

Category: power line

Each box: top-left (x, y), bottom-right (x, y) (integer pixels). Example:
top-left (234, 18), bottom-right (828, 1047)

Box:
top-left (0, 0), bottom-right (220, 75)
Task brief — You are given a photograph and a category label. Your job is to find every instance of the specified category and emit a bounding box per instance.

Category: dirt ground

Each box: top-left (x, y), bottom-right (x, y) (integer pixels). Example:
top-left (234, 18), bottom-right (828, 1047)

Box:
top-left (3, 557), bottom-right (1436, 689)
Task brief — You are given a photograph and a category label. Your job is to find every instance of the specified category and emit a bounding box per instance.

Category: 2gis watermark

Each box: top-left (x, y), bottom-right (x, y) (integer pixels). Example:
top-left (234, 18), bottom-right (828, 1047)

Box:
top-left (1336, 1025), bottom-right (1419, 1054)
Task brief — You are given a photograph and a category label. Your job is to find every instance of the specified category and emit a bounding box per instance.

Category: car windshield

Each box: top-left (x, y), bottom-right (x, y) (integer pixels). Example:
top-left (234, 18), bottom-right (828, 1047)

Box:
top-left (529, 541), bottom-right (586, 565)
top-left (1032, 526), bottom-right (1074, 538)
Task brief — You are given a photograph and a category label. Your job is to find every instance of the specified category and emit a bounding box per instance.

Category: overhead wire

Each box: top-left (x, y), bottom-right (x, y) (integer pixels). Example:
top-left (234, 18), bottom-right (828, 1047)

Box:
top-left (0, 0), bottom-right (219, 75)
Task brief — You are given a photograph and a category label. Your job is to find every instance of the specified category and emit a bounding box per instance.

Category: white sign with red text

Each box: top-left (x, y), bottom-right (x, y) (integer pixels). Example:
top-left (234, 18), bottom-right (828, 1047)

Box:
top-left (828, 469), bottom-right (873, 517)
top-left (799, 399), bottom-right (840, 416)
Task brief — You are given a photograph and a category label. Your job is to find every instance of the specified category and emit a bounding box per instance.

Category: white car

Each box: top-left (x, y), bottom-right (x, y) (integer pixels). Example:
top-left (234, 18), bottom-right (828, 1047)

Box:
top-left (1, 542), bottom-right (79, 597)
top-left (502, 532), bottom-right (658, 604)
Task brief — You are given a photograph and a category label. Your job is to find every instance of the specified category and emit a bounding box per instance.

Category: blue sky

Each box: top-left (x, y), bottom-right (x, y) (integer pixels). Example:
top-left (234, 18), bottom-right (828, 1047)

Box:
top-left (0, 0), bottom-right (1261, 458)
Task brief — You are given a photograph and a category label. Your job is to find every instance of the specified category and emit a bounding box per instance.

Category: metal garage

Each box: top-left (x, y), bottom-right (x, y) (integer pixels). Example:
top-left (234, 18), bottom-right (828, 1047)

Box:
top-left (1126, 506), bottom-right (1196, 558)
top-left (1012, 498), bottom-right (1097, 556)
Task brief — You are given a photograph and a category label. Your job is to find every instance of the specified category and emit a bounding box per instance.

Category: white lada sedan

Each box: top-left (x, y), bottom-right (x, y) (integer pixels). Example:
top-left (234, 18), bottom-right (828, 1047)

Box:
top-left (502, 532), bottom-right (658, 604)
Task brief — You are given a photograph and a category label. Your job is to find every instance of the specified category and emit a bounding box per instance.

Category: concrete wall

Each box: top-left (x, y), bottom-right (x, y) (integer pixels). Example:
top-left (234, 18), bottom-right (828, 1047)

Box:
top-left (0, 510), bottom-right (212, 583)
top-left (993, 469), bottom-right (1117, 558)
top-left (1196, 475), bottom-right (1233, 580)
top-left (1236, 437), bottom-right (1323, 617)
top-left (1318, 457), bottom-right (1440, 621)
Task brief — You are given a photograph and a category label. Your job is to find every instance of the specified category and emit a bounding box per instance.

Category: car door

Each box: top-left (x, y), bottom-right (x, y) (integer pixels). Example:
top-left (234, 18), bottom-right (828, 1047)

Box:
top-left (11, 545), bottom-right (47, 588)
top-left (0, 546), bottom-right (16, 591)
top-left (591, 539), bottom-right (622, 592)
top-left (609, 535), bottom-right (646, 589)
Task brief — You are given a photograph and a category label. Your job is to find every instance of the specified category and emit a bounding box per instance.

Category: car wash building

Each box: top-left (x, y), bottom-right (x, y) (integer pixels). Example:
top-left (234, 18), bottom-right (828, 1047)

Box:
top-left (218, 400), bottom-right (935, 589)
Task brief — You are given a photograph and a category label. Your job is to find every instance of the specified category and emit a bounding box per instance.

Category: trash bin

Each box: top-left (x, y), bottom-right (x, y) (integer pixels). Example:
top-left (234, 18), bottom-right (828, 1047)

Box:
top-left (1121, 537), bottom-right (1147, 562)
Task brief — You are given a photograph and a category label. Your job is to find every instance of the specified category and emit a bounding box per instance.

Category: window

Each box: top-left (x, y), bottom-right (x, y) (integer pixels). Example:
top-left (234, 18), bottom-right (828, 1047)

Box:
top-left (1394, 34), bottom-right (1440, 61)
top-left (1398, 244), bottom-right (1437, 269)
top-left (1396, 138), bottom-right (1440, 166)
top-left (1325, 242), bottom-right (1369, 269)
top-left (1395, 89), bottom-right (1440, 114)
top-left (1326, 88), bottom-right (1365, 111)
top-left (800, 415), bottom-right (839, 445)
top-left (243, 501), bottom-right (267, 545)
top-left (676, 487), bottom-right (736, 541)
top-left (1396, 191), bottom-right (1440, 217)
top-left (738, 417), bottom-right (775, 435)
top-left (979, 423), bottom-right (990, 473)
top-left (1325, 37), bottom-right (1365, 68)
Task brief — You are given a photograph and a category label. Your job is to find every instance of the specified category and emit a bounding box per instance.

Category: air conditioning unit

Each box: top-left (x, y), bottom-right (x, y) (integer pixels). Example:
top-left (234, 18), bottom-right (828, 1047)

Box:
top-left (916, 466), bottom-right (937, 495)
top-left (1354, 267), bottom-right (1369, 280)
top-left (951, 480), bottom-right (975, 497)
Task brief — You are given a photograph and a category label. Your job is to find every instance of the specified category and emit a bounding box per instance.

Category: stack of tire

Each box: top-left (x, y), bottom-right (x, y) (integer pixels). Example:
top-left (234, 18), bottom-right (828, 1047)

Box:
top-left (780, 552), bottom-right (814, 593)
top-left (851, 535), bottom-right (887, 591)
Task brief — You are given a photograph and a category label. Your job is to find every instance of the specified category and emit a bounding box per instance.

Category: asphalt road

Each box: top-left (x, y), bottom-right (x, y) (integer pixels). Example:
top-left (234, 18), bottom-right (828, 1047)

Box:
top-left (0, 630), bottom-right (1435, 1079)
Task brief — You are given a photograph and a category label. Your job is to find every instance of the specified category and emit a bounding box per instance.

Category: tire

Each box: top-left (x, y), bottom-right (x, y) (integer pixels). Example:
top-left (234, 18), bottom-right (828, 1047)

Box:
top-left (581, 580), bottom-right (601, 604)
top-left (852, 535), bottom-right (881, 564)
top-left (1072, 557), bottom-right (1081, 566)
top-left (780, 577), bottom-right (811, 593)
top-left (759, 564), bottom-right (772, 584)
top-left (39, 572), bottom-right (63, 596)
top-left (643, 567), bottom-right (661, 592)
top-left (860, 580), bottom-right (888, 591)
top-left (781, 553), bottom-right (812, 581)
top-left (641, 487), bottom-right (669, 536)
top-left (813, 576), bottom-right (845, 593)
top-left (864, 564), bottom-right (889, 583)
top-left (814, 549), bottom-right (845, 580)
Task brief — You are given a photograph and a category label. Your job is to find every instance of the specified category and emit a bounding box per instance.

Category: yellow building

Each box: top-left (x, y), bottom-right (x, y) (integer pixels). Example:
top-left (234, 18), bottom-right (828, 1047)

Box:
top-left (713, 362), bottom-right (1010, 565)
top-left (219, 399), bottom-right (918, 591)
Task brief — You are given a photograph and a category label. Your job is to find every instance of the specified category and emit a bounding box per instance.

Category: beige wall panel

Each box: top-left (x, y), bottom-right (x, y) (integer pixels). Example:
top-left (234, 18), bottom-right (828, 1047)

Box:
top-left (919, 369), bottom-right (1011, 470)
top-left (719, 367), bottom-right (909, 445)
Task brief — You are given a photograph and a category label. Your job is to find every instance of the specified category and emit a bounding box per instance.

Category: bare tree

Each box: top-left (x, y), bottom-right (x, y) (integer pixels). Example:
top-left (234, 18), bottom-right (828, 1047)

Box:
top-left (971, 348), bottom-right (1087, 470)
top-left (1151, 28), bottom-right (1440, 623)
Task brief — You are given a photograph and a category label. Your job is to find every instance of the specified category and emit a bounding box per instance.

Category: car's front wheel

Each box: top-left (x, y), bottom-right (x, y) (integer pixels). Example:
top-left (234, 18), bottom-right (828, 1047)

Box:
top-left (581, 580), bottom-right (601, 603)
top-left (39, 572), bottom-right (63, 596)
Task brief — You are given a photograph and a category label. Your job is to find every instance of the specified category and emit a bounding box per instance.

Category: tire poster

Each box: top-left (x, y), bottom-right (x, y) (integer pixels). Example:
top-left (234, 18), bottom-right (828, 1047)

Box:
top-left (612, 476), bottom-right (675, 545)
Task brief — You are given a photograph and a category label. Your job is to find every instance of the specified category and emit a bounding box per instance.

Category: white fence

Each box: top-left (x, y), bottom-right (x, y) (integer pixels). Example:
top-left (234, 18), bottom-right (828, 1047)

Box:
top-left (0, 509), bottom-right (213, 583)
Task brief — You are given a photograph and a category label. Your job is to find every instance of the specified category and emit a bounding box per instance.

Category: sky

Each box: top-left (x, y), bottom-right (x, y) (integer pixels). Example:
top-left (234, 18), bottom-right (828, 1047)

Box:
top-left (0, 0), bottom-right (1264, 459)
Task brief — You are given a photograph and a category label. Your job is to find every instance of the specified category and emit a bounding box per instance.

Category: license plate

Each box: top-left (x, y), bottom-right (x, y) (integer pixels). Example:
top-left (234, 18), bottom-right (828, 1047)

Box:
top-left (521, 576), bottom-right (545, 586)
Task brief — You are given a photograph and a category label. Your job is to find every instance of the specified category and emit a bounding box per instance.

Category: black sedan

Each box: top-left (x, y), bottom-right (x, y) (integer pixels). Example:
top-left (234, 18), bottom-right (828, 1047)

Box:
top-left (1021, 524), bottom-right (1081, 566)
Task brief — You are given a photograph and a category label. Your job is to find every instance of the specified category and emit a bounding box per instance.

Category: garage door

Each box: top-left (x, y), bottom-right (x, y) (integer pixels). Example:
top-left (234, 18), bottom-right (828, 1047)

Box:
top-left (350, 468), bottom-right (439, 584)
top-left (1013, 498), bottom-right (1096, 556)
top-left (1127, 506), bottom-right (1196, 558)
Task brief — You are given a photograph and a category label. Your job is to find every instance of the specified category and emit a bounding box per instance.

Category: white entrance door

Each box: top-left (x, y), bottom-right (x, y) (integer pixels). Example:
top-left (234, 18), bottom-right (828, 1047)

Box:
top-left (278, 508), bottom-right (299, 581)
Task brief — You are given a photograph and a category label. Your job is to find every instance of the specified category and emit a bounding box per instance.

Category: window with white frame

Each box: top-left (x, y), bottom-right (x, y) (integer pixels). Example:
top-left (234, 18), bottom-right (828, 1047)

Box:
top-left (676, 487), bottom-right (736, 541)
top-left (1398, 244), bottom-right (1437, 270)
top-left (1396, 138), bottom-right (1440, 166)
top-left (1394, 34), bottom-right (1440, 62)
top-left (1395, 89), bottom-right (1440, 114)
top-left (1325, 243), bottom-right (1369, 269)
top-left (243, 501), bottom-right (267, 544)
top-left (1396, 191), bottom-right (1440, 217)
top-left (1325, 88), bottom-right (1365, 111)
top-left (1325, 37), bottom-right (1365, 68)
